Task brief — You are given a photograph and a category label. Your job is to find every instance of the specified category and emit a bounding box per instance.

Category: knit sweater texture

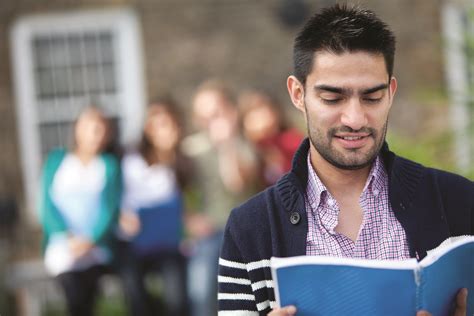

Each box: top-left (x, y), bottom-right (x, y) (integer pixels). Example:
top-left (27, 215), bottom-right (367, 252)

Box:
top-left (218, 138), bottom-right (474, 315)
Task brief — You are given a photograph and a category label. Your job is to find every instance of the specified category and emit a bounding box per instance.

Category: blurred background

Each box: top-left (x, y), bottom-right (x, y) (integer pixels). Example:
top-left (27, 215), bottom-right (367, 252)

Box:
top-left (0, 0), bottom-right (473, 315)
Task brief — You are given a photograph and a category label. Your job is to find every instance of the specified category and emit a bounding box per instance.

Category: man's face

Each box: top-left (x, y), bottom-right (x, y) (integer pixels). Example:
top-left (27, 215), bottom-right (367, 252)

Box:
top-left (290, 51), bottom-right (397, 170)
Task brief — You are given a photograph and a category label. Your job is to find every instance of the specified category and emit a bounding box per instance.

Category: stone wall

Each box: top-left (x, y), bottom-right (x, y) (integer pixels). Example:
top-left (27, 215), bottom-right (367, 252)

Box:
top-left (0, 0), bottom-right (446, 230)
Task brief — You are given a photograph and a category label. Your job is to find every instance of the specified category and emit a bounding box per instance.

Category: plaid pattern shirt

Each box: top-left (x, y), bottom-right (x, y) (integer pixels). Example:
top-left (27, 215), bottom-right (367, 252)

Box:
top-left (305, 154), bottom-right (411, 259)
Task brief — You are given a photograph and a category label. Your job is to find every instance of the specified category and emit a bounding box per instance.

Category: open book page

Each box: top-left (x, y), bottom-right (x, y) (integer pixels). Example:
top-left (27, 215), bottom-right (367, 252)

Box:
top-left (271, 235), bottom-right (474, 316)
top-left (271, 255), bottom-right (419, 270)
top-left (271, 255), bottom-right (419, 316)
top-left (418, 235), bottom-right (474, 315)
top-left (423, 235), bottom-right (474, 266)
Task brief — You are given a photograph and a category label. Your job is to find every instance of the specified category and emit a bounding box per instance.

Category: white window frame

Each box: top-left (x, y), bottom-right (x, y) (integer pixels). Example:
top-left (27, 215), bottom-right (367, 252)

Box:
top-left (10, 8), bottom-right (146, 221)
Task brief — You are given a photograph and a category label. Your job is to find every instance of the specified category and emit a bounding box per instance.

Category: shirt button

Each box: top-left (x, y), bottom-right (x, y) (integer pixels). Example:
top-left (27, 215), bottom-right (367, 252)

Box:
top-left (290, 212), bottom-right (301, 225)
top-left (328, 199), bottom-right (335, 207)
top-left (373, 189), bottom-right (380, 196)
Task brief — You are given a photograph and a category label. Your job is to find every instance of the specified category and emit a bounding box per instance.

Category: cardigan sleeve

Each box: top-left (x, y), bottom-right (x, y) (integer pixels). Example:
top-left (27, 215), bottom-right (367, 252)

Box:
top-left (91, 154), bottom-right (122, 244)
top-left (39, 149), bottom-right (68, 239)
top-left (218, 209), bottom-right (276, 315)
top-left (218, 216), bottom-right (260, 315)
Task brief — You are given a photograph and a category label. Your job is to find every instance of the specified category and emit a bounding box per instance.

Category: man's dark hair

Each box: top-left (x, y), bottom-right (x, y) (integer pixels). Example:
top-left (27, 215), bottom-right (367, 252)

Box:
top-left (293, 4), bottom-right (396, 86)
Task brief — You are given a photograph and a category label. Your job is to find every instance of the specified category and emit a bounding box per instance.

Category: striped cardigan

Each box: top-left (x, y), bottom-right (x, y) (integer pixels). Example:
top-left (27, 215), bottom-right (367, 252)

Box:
top-left (218, 138), bottom-right (474, 315)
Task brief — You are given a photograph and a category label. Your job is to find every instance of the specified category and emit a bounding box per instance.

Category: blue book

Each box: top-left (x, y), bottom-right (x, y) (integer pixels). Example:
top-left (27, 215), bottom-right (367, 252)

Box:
top-left (271, 236), bottom-right (474, 316)
top-left (131, 193), bottom-right (183, 256)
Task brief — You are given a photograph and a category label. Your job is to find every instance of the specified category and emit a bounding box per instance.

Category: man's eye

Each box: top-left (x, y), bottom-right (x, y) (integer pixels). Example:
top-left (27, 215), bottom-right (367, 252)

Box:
top-left (363, 97), bottom-right (382, 104)
top-left (321, 98), bottom-right (342, 105)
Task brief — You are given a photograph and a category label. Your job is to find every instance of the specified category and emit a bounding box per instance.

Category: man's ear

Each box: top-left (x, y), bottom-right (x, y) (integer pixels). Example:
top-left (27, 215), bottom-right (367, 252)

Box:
top-left (387, 76), bottom-right (398, 110)
top-left (389, 76), bottom-right (397, 99)
top-left (287, 75), bottom-right (306, 113)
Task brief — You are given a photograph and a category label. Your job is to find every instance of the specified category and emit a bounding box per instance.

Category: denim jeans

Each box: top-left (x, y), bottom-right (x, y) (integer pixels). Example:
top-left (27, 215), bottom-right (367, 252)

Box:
top-left (115, 241), bottom-right (188, 316)
top-left (187, 231), bottom-right (224, 316)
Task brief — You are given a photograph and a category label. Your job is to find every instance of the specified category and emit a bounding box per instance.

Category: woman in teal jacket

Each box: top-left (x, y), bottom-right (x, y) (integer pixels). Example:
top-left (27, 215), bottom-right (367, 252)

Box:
top-left (39, 107), bottom-right (121, 316)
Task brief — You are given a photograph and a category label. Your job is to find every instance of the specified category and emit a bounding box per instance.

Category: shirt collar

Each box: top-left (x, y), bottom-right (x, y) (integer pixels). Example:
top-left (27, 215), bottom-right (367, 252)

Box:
top-left (306, 152), bottom-right (386, 211)
top-left (306, 153), bottom-right (327, 210)
top-left (364, 155), bottom-right (386, 197)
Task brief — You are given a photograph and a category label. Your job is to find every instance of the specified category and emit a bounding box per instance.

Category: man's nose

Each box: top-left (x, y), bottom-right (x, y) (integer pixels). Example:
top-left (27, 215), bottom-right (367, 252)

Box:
top-left (340, 99), bottom-right (368, 131)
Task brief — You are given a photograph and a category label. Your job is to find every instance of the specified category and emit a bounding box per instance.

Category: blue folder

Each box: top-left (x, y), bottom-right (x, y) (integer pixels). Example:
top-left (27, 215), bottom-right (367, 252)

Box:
top-left (131, 193), bottom-right (183, 256)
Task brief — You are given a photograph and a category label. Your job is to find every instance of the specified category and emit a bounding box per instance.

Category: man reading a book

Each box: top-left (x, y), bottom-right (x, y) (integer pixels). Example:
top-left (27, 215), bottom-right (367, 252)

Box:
top-left (217, 4), bottom-right (473, 316)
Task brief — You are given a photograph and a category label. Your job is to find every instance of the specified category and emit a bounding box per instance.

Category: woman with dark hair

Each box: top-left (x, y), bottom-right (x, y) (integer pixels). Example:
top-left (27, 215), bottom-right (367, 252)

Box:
top-left (39, 106), bottom-right (121, 316)
top-left (238, 90), bottom-right (303, 187)
top-left (118, 99), bottom-right (190, 316)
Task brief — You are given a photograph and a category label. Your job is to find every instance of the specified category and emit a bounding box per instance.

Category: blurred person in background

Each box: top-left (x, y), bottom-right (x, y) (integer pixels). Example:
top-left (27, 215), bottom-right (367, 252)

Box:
top-left (238, 90), bottom-right (303, 187)
top-left (118, 99), bottom-right (191, 316)
top-left (182, 79), bottom-right (258, 316)
top-left (39, 106), bottom-right (121, 316)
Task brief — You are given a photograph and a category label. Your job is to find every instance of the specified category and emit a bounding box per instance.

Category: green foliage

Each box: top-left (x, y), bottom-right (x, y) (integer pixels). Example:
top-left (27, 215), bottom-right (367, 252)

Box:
top-left (412, 87), bottom-right (449, 106)
top-left (95, 296), bottom-right (127, 316)
top-left (43, 295), bottom-right (128, 316)
top-left (386, 131), bottom-right (473, 180)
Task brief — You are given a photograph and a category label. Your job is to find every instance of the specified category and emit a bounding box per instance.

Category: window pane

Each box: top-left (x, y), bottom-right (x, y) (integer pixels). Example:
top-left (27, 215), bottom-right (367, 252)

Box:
top-left (85, 65), bottom-right (100, 94)
top-left (67, 34), bottom-right (84, 67)
top-left (33, 37), bottom-right (51, 69)
top-left (49, 36), bottom-right (70, 67)
top-left (83, 33), bottom-right (100, 65)
top-left (33, 30), bottom-right (119, 101)
top-left (70, 66), bottom-right (86, 96)
top-left (39, 121), bottom-right (74, 157)
top-left (35, 69), bottom-right (54, 98)
top-left (33, 31), bottom-right (117, 100)
top-left (53, 67), bottom-right (70, 97)
top-left (102, 64), bottom-right (117, 92)
top-left (98, 32), bottom-right (114, 64)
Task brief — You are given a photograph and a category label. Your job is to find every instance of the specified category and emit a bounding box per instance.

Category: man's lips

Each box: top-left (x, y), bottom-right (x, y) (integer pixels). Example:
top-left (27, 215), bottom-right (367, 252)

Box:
top-left (333, 133), bottom-right (371, 148)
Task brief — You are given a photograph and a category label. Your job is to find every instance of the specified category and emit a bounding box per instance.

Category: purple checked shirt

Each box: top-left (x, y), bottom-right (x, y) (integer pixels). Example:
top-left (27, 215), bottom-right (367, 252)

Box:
top-left (305, 154), bottom-right (411, 259)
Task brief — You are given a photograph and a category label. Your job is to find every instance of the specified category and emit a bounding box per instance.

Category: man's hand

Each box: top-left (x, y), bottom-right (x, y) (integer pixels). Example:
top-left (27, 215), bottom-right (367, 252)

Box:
top-left (270, 288), bottom-right (468, 316)
top-left (269, 305), bottom-right (297, 316)
top-left (417, 288), bottom-right (468, 316)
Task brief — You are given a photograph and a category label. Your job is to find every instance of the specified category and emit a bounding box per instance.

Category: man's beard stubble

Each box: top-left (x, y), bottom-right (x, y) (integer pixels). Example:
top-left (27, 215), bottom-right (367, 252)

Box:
top-left (306, 108), bottom-right (388, 171)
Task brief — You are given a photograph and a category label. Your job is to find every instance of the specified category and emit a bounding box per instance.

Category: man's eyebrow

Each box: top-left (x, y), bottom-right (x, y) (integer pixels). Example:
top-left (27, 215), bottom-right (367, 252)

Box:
top-left (313, 83), bottom-right (388, 95)
top-left (362, 84), bottom-right (388, 94)
top-left (314, 85), bottom-right (348, 94)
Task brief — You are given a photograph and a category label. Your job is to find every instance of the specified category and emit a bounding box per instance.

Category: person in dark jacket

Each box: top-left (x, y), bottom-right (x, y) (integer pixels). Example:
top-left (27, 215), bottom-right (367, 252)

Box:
top-left (217, 4), bottom-right (474, 316)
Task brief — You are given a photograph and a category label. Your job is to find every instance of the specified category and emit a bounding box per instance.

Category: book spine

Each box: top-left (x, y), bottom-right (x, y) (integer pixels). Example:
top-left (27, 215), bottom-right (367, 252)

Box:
top-left (270, 263), bottom-right (281, 308)
top-left (414, 266), bottom-right (424, 311)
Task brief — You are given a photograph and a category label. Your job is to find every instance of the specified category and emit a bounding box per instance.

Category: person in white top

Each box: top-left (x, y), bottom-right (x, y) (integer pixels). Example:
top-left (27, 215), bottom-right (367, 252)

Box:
top-left (118, 99), bottom-right (192, 316)
top-left (39, 107), bottom-right (121, 316)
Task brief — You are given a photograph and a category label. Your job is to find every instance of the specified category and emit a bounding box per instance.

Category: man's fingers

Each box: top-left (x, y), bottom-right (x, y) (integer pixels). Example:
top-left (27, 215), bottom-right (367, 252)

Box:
top-left (453, 288), bottom-right (468, 316)
top-left (269, 305), bottom-right (297, 315)
top-left (416, 311), bottom-right (431, 316)
top-left (282, 305), bottom-right (297, 315)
